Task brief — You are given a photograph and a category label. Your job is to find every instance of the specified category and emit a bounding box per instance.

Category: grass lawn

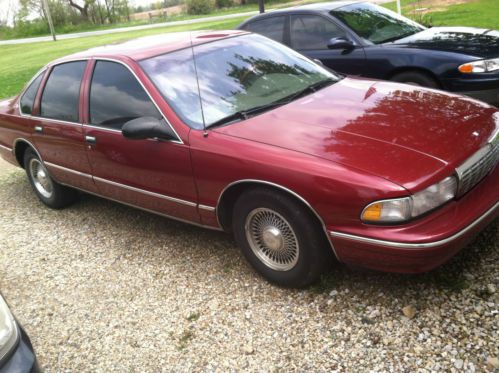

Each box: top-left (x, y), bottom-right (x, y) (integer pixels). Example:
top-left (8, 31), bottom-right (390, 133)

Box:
top-left (384, 0), bottom-right (499, 29)
top-left (0, 17), bottom-right (245, 100)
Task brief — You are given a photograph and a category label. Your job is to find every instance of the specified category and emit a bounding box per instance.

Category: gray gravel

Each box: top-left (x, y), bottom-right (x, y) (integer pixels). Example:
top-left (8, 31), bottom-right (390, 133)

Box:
top-left (0, 158), bottom-right (498, 372)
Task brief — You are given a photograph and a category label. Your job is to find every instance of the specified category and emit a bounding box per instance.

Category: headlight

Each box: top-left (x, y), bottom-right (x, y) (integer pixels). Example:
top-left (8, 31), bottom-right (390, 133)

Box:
top-left (459, 58), bottom-right (499, 73)
top-left (0, 295), bottom-right (18, 362)
top-left (362, 176), bottom-right (457, 223)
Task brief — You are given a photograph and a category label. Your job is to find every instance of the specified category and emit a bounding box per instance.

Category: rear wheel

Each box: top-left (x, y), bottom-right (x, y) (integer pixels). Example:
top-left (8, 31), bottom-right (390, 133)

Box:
top-left (24, 148), bottom-right (78, 209)
top-left (232, 188), bottom-right (332, 287)
top-left (390, 71), bottom-right (439, 88)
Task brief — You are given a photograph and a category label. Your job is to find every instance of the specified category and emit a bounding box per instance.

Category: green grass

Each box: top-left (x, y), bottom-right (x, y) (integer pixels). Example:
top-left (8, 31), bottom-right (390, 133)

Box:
top-left (0, 16), bottom-right (245, 100)
top-left (384, 0), bottom-right (499, 29)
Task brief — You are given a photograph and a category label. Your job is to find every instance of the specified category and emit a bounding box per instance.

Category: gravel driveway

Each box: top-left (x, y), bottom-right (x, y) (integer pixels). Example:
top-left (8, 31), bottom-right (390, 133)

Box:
top-left (0, 158), bottom-right (497, 372)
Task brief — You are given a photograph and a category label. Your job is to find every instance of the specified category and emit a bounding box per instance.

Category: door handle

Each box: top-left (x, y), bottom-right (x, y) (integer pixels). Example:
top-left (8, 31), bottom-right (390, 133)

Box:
top-left (85, 135), bottom-right (96, 145)
top-left (34, 126), bottom-right (43, 133)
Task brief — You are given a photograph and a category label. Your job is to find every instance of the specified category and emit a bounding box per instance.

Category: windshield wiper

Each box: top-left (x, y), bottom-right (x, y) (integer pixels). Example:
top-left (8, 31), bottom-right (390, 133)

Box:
top-left (205, 78), bottom-right (336, 130)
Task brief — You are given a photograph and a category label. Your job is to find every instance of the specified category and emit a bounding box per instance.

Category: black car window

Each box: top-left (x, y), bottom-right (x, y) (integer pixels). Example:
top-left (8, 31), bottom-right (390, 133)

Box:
top-left (89, 60), bottom-right (161, 130)
top-left (20, 72), bottom-right (44, 115)
top-left (40, 61), bottom-right (86, 122)
top-left (245, 16), bottom-right (286, 43)
top-left (290, 15), bottom-right (345, 50)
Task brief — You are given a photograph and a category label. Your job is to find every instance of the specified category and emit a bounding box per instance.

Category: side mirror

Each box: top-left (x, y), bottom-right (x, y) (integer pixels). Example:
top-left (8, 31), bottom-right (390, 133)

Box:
top-left (122, 117), bottom-right (176, 141)
top-left (327, 37), bottom-right (354, 50)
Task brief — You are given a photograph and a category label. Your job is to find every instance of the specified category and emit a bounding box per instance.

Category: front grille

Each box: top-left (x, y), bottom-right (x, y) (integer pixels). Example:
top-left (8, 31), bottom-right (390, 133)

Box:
top-left (455, 142), bottom-right (499, 197)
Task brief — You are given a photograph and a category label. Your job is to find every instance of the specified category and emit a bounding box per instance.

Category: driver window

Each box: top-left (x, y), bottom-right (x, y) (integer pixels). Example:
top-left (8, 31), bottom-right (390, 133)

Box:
top-left (89, 60), bottom-right (162, 130)
top-left (290, 15), bottom-right (345, 50)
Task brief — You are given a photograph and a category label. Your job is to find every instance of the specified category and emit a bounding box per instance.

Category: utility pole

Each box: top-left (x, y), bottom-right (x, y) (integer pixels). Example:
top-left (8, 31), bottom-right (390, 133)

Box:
top-left (396, 0), bottom-right (401, 14)
top-left (258, 0), bottom-right (264, 14)
top-left (42, 0), bottom-right (57, 41)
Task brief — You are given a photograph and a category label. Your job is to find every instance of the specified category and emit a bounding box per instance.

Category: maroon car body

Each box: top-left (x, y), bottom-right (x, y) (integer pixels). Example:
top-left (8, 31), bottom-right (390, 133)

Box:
top-left (0, 31), bottom-right (497, 285)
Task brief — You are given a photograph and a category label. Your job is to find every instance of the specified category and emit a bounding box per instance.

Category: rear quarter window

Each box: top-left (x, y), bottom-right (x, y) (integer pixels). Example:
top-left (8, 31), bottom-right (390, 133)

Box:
top-left (20, 72), bottom-right (44, 115)
top-left (244, 16), bottom-right (286, 43)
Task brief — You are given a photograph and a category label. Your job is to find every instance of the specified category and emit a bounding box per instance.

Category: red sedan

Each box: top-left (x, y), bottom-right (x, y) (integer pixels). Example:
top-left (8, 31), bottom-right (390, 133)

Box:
top-left (0, 31), bottom-right (497, 287)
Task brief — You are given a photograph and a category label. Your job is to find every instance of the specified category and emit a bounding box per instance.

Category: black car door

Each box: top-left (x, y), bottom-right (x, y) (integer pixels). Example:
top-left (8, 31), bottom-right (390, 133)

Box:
top-left (288, 14), bottom-right (367, 76)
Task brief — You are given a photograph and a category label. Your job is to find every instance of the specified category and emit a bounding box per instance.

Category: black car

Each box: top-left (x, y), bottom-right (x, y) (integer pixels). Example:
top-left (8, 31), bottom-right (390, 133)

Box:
top-left (0, 294), bottom-right (39, 373)
top-left (238, 1), bottom-right (499, 105)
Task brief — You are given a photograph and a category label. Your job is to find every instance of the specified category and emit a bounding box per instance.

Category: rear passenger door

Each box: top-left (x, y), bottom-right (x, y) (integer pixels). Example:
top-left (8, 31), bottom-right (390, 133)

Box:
top-left (289, 14), bottom-right (366, 75)
top-left (83, 59), bottom-right (199, 223)
top-left (30, 60), bottom-right (96, 192)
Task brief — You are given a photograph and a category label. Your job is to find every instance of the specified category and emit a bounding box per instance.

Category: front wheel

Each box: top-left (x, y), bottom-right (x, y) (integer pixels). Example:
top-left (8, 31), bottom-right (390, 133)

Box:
top-left (232, 188), bottom-right (332, 288)
top-left (24, 148), bottom-right (78, 209)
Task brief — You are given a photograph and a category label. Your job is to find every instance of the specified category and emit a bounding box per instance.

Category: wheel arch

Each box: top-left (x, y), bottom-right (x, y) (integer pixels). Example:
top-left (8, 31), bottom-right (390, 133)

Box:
top-left (216, 179), bottom-right (339, 260)
top-left (386, 66), bottom-right (442, 88)
top-left (13, 138), bottom-right (43, 169)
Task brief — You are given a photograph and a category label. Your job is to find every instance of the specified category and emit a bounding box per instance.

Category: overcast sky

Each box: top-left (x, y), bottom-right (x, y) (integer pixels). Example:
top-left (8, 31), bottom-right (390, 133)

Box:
top-left (0, 0), bottom-right (160, 25)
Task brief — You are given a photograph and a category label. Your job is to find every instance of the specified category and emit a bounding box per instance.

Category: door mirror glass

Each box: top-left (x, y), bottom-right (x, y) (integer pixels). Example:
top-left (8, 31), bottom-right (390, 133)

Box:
top-left (122, 117), bottom-right (175, 140)
top-left (327, 37), bottom-right (354, 50)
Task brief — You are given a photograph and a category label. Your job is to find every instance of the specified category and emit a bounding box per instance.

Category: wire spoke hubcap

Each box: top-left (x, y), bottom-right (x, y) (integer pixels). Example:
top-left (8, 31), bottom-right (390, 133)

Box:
top-left (29, 158), bottom-right (53, 199)
top-left (245, 208), bottom-right (299, 271)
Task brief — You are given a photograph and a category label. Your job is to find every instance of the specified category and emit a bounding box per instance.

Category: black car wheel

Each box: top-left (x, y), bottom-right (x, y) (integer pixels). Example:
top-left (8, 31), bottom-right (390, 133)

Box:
top-left (24, 148), bottom-right (78, 209)
top-left (391, 71), bottom-right (439, 88)
top-left (232, 188), bottom-right (332, 288)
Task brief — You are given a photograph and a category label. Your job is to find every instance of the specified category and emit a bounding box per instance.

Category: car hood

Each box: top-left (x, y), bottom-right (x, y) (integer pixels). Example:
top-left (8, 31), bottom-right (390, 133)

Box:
top-left (390, 27), bottom-right (499, 58)
top-left (215, 78), bottom-right (498, 191)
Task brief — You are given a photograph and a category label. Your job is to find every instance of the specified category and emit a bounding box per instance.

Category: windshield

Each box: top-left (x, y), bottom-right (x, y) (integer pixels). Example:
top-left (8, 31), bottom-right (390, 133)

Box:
top-left (140, 34), bottom-right (340, 129)
top-left (331, 3), bottom-right (425, 44)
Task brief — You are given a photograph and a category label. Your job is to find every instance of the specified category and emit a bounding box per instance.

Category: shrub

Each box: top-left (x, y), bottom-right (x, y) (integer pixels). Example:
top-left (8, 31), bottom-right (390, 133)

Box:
top-left (215, 0), bottom-right (233, 8)
top-left (186, 0), bottom-right (214, 14)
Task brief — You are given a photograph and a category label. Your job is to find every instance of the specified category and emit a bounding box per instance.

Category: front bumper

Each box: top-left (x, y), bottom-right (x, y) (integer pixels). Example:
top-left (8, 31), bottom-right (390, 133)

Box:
top-left (0, 325), bottom-right (39, 373)
top-left (461, 87), bottom-right (499, 107)
top-left (329, 165), bottom-right (499, 273)
top-left (443, 76), bottom-right (499, 106)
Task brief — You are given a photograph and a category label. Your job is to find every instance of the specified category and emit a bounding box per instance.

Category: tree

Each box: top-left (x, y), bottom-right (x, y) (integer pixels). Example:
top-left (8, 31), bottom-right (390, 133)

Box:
top-left (66, 0), bottom-right (93, 20)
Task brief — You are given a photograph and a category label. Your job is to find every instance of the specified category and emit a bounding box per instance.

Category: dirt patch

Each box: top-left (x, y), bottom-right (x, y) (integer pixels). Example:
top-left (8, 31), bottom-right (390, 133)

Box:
top-left (405, 0), bottom-right (472, 14)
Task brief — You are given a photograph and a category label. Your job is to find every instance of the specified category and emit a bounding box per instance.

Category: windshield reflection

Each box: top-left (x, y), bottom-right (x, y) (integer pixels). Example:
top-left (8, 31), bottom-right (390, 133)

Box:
top-left (141, 34), bottom-right (339, 129)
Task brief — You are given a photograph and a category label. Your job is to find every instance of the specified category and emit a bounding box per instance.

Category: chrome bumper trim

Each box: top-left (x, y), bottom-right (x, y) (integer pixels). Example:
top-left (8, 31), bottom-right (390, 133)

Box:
top-left (0, 144), bottom-right (12, 152)
top-left (330, 201), bottom-right (498, 249)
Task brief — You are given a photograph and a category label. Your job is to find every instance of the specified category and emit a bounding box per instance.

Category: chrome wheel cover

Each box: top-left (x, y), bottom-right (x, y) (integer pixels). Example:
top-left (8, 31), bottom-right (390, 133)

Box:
top-left (245, 208), bottom-right (299, 271)
top-left (29, 158), bottom-right (53, 199)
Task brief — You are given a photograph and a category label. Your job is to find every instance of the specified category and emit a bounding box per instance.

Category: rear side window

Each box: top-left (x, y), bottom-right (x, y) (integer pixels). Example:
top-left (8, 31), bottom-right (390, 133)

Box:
top-left (290, 15), bottom-right (345, 50)
top-left (89, 61), bottom-right (161, 130)
top-left (20, 72), bottom-right (44, 115)
top-left (245, 16), bottom-right (286, 43)
top-left (40, 61), bottom-right (86, 122)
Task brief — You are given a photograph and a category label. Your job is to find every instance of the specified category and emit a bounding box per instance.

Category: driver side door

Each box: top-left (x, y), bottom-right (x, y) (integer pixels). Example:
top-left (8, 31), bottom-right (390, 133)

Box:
top-left (289, 14), bottom-right (367, 76)
top-left (83, 59), bottom-right (200, 223)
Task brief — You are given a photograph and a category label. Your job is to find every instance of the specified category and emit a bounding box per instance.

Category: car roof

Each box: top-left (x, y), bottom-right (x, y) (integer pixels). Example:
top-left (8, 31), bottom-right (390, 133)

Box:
top-left (52, 30), bottom-right (248, 64)
top-left (239, 1), bottom-right (362, 23)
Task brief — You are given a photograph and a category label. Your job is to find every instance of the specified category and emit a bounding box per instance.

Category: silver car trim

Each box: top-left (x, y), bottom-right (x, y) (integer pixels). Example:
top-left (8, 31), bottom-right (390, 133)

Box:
top-left (0, 144), bottom-right (12, 152)
top-left (330, 201), bottom-right (498, 249)
top-left (44, 161), bottom-right (93, 179)
top-left (93, 176), bottom-right (197, 207)
top-left (216, 179), bottom-right (340, 260)
top-left (58, 183), bottom-right (223, 231)
top-left (198, 204), bottom-right (216, 212)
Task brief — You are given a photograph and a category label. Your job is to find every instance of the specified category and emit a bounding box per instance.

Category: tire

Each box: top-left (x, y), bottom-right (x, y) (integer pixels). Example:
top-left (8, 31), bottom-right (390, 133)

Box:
top-left (23, 148), bottom-right (78, 209)
top-left (232, 188), bottom-right (333, 288)
top-left (390, 71), bottom-right (439, 89)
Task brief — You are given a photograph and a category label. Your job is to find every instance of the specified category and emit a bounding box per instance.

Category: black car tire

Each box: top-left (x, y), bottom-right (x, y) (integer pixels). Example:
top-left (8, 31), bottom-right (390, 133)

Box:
top-left (390, 71), bottom-right (439, 88)
top-left (232, 188), bottom-right (332, 288)
top-left (24, 148), bottom-right (78, 209)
